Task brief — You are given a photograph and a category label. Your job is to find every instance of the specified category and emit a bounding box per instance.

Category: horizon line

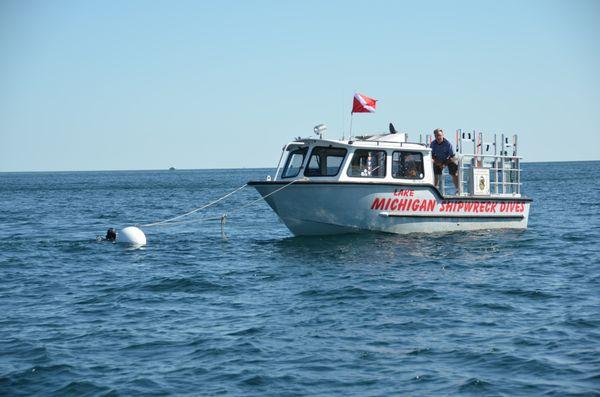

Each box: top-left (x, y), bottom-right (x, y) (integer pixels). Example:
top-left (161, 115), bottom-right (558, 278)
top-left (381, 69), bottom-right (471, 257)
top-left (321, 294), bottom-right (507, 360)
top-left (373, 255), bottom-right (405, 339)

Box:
top-left (0, 159), bottom-right (599, 174)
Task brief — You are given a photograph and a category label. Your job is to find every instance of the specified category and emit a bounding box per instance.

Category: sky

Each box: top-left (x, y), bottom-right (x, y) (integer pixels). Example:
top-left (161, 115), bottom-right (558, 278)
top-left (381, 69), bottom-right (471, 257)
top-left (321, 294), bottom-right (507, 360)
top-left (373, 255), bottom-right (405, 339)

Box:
top-left (1, 0), bottom-right (599, 171)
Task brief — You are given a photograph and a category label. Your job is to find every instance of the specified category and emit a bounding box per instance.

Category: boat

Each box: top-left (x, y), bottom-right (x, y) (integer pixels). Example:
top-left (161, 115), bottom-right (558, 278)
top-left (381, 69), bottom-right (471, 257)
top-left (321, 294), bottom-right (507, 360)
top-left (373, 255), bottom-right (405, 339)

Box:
top-left (248, 124), bottom-right (531, 236)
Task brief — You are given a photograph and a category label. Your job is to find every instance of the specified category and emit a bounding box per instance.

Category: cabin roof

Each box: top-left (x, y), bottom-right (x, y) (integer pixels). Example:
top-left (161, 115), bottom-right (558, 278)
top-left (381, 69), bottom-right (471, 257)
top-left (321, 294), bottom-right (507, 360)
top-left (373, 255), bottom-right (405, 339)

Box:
top-left (291, 133), bottom-right (429, 151)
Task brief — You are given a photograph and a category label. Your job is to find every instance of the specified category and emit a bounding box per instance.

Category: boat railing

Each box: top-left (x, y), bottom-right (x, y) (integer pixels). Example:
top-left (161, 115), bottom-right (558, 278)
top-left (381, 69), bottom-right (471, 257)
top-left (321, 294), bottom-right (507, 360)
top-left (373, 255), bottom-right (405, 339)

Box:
top-left (430, 130), bottom-right (523, 198)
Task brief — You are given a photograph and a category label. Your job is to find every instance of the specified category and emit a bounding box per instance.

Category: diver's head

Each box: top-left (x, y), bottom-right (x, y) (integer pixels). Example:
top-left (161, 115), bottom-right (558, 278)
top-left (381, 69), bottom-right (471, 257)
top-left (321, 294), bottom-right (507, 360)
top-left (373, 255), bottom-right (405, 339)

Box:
top-left (105, 228), bottom-right (117, 241)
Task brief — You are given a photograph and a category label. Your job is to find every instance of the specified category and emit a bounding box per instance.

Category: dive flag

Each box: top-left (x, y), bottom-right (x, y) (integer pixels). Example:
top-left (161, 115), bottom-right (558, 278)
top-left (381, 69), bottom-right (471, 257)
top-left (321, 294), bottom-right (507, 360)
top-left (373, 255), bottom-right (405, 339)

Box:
top-left (352, 92), bottom-right (377, 113)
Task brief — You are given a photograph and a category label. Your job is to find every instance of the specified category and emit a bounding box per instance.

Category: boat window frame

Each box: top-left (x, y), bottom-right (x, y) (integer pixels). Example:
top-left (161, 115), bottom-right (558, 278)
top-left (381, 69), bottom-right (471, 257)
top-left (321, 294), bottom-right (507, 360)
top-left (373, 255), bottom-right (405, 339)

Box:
top-left (303, 146), bottom-right (348, 177)
top-left (346, 149), bottom-right (387, 178)
top-left (392, 150), bottom-right (425, 180)
top-left (281, 146), bottom-right (308, 179)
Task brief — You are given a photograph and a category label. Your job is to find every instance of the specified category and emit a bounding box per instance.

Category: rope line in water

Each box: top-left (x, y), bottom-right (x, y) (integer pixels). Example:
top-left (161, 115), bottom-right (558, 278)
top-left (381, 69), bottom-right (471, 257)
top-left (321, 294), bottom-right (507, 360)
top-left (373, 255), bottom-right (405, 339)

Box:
top-left (143, 214), bottom-right (224, 227)
top-left (139, 183), bottom-right (248, 227)
top-left (226, 178), bottom-right (299, 218)
top-left (138, 178), bottom-right (300, 228)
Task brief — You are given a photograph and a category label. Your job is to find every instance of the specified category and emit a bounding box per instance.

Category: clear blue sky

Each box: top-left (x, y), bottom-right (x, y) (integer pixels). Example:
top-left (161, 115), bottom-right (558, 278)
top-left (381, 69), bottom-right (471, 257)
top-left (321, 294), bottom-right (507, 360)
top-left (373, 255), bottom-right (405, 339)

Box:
top-left (1, 0), bottom-right (599, 171)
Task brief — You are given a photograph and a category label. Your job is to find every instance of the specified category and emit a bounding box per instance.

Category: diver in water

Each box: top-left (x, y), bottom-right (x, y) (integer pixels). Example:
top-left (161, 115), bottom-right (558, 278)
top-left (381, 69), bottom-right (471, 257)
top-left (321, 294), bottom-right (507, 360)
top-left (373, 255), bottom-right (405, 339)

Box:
top-left (105, 228), bottom-right (117, 241)
top-left (97, 228), bottom-right (117, 242)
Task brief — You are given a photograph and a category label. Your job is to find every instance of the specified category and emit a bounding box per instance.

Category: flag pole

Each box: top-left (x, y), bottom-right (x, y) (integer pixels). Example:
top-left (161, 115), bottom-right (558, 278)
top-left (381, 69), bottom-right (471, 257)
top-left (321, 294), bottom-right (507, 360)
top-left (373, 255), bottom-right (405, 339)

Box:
top-left (342, 91), bottom-right (346, 141)
top-left (349, 112), bottom-right (354, 140)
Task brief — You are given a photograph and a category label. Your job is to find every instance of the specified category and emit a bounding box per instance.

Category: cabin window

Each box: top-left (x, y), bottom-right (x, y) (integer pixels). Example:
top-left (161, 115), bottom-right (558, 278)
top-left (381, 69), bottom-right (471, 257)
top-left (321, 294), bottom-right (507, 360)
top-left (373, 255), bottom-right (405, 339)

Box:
top-left (304, 147), bottom-right (347, 177)
top-left (282, 147), bottom-right (307, 178)
top-left (347, 150), bottom-right (386, 178)
top-left (392, 151), bottom-right (424, 179)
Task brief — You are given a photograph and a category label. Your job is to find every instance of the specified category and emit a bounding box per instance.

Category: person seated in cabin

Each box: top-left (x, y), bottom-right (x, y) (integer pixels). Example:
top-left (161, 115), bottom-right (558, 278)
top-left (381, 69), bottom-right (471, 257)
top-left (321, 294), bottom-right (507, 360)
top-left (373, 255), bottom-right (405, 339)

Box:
top-left (430, 128), bottom-right (459, 190)
top-left (405, 162), bottom-right (418, 179)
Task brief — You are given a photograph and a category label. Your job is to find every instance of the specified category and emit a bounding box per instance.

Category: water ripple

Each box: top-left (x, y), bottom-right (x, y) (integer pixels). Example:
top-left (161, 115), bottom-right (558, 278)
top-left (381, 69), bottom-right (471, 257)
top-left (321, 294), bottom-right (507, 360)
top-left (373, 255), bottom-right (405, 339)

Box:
top-left (1, 164), bottom-right (599, 396)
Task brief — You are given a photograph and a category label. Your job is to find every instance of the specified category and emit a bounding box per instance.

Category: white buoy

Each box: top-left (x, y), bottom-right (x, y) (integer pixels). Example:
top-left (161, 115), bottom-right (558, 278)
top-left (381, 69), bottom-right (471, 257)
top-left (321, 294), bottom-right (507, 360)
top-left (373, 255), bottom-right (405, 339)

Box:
top-left (119, 226), bottom-right (147, 246)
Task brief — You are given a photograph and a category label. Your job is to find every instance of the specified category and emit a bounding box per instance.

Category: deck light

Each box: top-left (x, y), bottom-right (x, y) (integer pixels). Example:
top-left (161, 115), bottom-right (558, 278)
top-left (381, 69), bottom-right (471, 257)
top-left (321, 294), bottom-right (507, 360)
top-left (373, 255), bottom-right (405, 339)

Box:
top-left (314, 124), bottom-right (327, 139)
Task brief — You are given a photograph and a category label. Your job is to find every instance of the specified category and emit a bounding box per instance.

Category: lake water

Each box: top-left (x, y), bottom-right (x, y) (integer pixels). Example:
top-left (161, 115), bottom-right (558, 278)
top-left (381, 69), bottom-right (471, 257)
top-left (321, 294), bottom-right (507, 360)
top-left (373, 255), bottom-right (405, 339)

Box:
top-left (1, 161), bottom-right (599, 396)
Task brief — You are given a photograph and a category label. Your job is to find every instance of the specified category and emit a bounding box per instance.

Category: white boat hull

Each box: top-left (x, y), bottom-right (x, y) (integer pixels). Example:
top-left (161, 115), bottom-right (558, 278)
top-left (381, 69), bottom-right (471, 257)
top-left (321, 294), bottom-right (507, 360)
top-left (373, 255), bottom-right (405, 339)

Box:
top-left (249, 182), bottom-right (531, 236)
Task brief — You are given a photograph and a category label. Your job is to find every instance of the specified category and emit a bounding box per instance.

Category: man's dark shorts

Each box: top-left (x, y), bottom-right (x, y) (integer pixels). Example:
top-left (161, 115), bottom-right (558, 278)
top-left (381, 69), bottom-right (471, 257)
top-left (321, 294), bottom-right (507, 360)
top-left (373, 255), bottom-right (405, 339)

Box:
top-left (434, 159), bottom-right (458, 176)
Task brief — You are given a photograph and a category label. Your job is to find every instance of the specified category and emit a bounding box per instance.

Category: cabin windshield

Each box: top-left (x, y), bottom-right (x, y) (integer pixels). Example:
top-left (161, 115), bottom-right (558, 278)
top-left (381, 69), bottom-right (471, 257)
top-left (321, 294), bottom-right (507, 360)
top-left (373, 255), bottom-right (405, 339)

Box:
top-left (282, 147), bottom-right (307, 178)
top-left (347, 149), bottom-right (386, 178)
top-left (392, 151), bottom-right (424, 180)
top-left (304, 147), bottom-right (347, 177)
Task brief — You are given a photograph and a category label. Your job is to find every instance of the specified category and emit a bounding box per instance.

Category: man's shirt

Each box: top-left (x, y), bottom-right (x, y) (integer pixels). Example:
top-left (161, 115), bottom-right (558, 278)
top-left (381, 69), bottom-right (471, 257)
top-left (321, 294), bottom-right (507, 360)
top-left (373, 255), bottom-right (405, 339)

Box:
top-left (430, 138), bottom-right (455, 162)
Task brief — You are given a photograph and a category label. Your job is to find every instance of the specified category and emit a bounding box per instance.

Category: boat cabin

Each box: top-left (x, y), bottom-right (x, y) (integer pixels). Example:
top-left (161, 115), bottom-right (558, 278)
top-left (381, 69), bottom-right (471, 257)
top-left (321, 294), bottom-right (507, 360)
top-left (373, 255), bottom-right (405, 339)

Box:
top-left (272, 128), bottom-right (523, 199)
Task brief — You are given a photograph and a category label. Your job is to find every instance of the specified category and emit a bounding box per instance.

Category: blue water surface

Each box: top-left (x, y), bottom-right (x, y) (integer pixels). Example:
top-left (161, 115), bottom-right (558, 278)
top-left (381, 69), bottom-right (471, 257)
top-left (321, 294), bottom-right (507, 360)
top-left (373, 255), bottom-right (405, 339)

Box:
top-left (0, 162), bottom-right (599, 396)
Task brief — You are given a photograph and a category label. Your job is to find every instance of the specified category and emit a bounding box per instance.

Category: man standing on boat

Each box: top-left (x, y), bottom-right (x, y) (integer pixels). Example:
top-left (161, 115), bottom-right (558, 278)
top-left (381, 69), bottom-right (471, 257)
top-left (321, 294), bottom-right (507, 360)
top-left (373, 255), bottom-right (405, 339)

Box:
top-left (431, 129), bottom-right (459, 190)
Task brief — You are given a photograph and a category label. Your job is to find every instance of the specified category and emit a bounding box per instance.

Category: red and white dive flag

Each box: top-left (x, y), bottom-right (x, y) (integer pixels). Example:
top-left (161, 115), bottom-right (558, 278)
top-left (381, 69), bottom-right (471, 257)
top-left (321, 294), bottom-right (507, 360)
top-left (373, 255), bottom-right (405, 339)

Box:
top-left (352, 92), bottom-right (377, 113)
